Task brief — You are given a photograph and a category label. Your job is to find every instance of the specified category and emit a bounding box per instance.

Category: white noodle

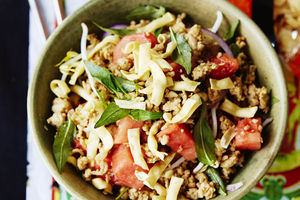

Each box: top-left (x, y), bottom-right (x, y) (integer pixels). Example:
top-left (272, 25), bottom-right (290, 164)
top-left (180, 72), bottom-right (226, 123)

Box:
top-left (170, 157), bottom-right (185, 169)
top-left (211, 11), bottom-right (223, 33)
top-left (192, 162), bottom-right (204, 173)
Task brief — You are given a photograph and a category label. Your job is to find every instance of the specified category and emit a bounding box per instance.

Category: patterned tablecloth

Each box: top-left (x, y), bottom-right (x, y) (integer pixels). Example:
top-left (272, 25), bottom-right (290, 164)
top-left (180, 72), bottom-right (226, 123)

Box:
top-left (26, 1), bottom-right (300, 199)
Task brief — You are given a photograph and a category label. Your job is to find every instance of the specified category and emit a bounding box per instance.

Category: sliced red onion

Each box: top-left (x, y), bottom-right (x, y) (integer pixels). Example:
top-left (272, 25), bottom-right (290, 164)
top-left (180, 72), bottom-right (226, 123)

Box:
top-left (102, 24), bottom-right (128, 38)
top-left (211, 102), bottom-right (219, 138)
top-left (170, 157), bottom-right (185, 169)
top-left (193, 162), bottom-right (204, 173)
top-left (226, 182), bottom-right (243, 191)
top-left (201, 28), bottom-right (234, 57)
top-left (262, 117), bottom-right (273, 128)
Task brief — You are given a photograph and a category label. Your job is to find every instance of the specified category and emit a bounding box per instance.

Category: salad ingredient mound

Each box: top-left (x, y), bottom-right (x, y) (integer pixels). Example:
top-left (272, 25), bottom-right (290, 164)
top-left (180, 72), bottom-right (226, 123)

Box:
top-left (47, 5), bottom-right (270, 200)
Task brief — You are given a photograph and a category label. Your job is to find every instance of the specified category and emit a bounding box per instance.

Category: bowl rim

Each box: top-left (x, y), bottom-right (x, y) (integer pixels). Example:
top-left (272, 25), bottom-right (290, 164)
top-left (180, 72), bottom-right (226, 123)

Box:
top-left (27, 0), bottom-right (288, 199)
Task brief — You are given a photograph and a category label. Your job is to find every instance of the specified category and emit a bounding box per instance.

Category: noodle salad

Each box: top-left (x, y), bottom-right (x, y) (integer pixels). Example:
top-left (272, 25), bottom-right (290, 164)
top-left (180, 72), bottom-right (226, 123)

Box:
top-left (47, 5), bottom-right (271, 200)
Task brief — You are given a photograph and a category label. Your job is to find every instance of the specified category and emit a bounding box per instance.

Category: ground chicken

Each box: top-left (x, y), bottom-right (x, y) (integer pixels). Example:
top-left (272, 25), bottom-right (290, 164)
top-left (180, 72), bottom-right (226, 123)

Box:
top-left (235, 36), bottom-right (247, 49)
top-left (219, 115), bottom-right (235, 135)
top-left (221, 150), bottom-right (244, 180)
top-left (162, 97), bottom-right (182, 115)
top-left (92, 42), bottom-right (116, 69)
top-left (87, 34), bottom-right (100, 50)
top-left (244, 65), bottom-right (257, 85)
top-left (215, 139), bottom-right (226, 160)
top-left (47, 112), bottom-right (66, 128)
top-left (47, 97), bottom-right (72, 128)
top-left (51, 98), bottom-right (72, 113)
top-left (185, 24), bottom-right (205, 57)
top-left (124, 188), bottom-right (155, 200)
top-left (246, 84), bottom-right (270, 112)
top-left (229, 76), bottom-right (246, 102)
top-left (172, 13), bottom-right (187, 34)
top-left (237, 52), bottom-right (247, 66)
top-left (185, 172), bottom-right (216, 200)
top-left (192, 62), bottom-right (215, 80)
top-left (142, 144), bottom-right (161, 163)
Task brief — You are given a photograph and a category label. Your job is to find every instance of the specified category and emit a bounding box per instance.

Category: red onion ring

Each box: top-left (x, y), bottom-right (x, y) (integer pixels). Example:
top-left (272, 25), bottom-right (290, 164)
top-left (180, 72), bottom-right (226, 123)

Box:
top-left (262, 117), bottom-right (273, 128)
top-left (102, 24), bottom-right (129, 38)
top-left (201, 28), bottom-right (234, 57)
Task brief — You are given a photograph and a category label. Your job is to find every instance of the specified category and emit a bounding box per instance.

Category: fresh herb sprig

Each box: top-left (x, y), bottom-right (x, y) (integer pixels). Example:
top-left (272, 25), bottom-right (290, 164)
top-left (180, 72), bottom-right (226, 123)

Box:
top-left (126, 5), bottom-right (166, 20)
top-left (95, 102), bottom-right (162, 128)
top-left (169, 28), bottom-right (192, 74)
top-left (193, 101), bottom-right (216, 165)
top-left (53, 118), bottom-right (76, 172)
top-left (84, 60), bottom-right (136, 98)
top-left (93, 22), bottom-right (136, 37)
top-left (225, 19), bottom-right (240, 42)
top-left (206, 167), bottom-right (227, 196)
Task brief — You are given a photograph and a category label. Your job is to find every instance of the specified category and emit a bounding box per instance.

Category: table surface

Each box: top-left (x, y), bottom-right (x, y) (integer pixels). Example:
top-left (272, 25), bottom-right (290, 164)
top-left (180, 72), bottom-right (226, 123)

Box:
top-left (0, 0), bottom-right (28, 199)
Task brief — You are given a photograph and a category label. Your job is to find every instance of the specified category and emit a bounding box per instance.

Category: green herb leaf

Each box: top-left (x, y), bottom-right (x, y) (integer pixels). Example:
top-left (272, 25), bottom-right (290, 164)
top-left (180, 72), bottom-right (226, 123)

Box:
top-left (129, 109), bottom-right (163, 121)
top-left (84, 60), bottom-right (136, 96)
top-left (225, 19), bottom-right (240, 42)
top-left (206, 167), bottom-right (227, 196)
top-left (154, 27), bottom-right (163, 37)
top-left (93, 22), bottom-right (136, 37)
top-left (115, 76), bottom-right (136, 92)
top-left (116, 187), bottom-right (129, 200)
top-left (95, 103), bottom-right (163, 127)
top-left (53, 119), bottom-right (76, 172)
top-left (126, 5), bottom-right (166, 20)
top-left (271, 96), bottom-right (280, 106)
top-left (193, 101), bottom-right (216, 165)
top-left (230, 43), bottom-right (240, 58)
top-left (169, 28), bottom-right (192, 74)
top-left (95, 102), bottom-right (131, 128)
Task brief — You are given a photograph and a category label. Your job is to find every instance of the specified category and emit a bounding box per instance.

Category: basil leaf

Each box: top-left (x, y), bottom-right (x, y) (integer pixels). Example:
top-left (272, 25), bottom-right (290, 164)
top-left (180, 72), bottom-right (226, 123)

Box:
top-left (126, 5), bottom-right (166, 20)
top-left (206, 167), bottom-right (227, 196)
top-left (169, 28), bottom-right (192, 74)
top-left (53, 119), bottom-right (76, 172)
top-left (84, 60), bottom-right (118, 94)
top-left (193, 101), bottom-right (216, 165)
top-left (271, 96), bottom-right (280, 106)
top-left (230, 43), bottom-right (240, 58)
top-left (225, 19), bottom-right (240, 42)
top-left (95, 102), bottom-right (131, 128)
top-left (95, 103), bottom-right (163, 127)
top-left (115, 76), bottom-right (136, 92)
top-left (129, 109), bottom-right (163, 121)
top-left (154, 27), bottom-right (163, 37)
top-left (93, 22), bottom-right (136, 37)
top-left (84, 60), bottom-right (136, 96)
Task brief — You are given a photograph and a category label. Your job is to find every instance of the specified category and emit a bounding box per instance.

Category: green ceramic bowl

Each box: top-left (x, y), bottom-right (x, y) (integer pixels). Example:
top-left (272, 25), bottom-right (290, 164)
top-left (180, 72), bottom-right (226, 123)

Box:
top-left (27, 0), bottom-right (288, 199)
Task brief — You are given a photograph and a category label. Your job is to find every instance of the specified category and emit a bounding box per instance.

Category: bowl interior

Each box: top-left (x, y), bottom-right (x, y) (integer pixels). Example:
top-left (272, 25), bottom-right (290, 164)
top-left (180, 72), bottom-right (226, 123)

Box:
top-left (27, 0), bottom-right (288, 199)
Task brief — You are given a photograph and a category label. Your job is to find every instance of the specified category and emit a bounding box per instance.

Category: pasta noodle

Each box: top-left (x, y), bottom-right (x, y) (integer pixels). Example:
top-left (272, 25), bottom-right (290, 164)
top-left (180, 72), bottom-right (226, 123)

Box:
top-left (50, 79), bottom-right (70, 98)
